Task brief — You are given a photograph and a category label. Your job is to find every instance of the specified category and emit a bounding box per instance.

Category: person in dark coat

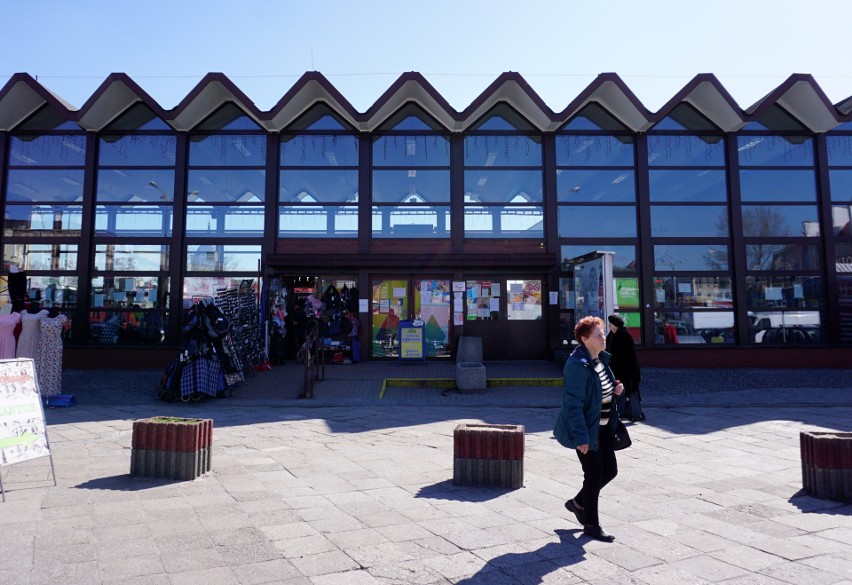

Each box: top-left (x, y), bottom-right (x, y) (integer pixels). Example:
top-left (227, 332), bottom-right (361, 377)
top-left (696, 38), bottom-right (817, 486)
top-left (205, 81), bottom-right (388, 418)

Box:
top-left (605, 314), bottom-right (643, 421)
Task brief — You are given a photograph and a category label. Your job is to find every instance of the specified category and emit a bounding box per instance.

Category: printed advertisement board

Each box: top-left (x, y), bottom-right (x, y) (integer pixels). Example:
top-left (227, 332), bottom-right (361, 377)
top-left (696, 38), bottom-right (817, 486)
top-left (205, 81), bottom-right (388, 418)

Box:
top-left (0, 359), bottom-right (50, 467)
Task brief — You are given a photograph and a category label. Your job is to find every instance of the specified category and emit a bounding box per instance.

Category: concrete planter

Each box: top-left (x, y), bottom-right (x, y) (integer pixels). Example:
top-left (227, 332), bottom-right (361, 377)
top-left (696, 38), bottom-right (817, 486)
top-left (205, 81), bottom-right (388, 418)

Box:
top-left (800, 431), bottom-right (852, 501)
top-left (131, 417), bottom-right (213, 480)
top-left (453, 423), bottom-right (524, 489)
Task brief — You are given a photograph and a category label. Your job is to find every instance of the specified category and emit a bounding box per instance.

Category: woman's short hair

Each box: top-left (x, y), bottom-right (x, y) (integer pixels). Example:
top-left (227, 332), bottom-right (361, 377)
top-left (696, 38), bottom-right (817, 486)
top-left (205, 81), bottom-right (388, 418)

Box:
top-left (574, 316), bottom-right (605, 344)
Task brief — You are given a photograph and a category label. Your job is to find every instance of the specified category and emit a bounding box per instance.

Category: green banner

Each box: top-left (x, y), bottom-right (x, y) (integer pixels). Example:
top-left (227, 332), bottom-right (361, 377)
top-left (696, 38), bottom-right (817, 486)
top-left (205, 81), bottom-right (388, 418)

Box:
top-left (616, 277), bottom-right (640, 308)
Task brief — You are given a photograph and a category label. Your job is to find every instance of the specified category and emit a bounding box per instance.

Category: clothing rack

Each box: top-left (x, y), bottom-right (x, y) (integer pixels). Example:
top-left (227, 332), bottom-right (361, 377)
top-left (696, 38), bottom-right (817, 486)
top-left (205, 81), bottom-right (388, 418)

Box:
top-left (214, 287), bottom-right (264, 382)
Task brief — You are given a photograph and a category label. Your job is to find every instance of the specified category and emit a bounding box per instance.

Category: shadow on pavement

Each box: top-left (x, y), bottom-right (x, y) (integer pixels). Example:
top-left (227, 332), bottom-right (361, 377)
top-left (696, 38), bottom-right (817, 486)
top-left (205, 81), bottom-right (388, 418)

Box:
top-left (75, 474), bottom-right (174, 491)
top-left (787, 490), bottom-right (852, 515)
top-left (415, 479), bottom-right (513, 502)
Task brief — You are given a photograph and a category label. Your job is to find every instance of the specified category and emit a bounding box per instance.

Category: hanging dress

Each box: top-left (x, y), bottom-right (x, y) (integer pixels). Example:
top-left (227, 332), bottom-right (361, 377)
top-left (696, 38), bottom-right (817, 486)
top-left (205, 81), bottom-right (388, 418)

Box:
top-left (16, 309), bottom-right (48, 359)
top-left (36, 314), bottom-right (68, 396)
top-left (0, 312), bottom-right (22, 359)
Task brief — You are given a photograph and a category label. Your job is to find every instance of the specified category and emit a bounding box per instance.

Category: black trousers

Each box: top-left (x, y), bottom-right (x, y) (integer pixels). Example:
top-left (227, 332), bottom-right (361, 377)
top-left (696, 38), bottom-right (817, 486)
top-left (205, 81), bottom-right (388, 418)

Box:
top-left (574, 425), bottom-right (618, 527)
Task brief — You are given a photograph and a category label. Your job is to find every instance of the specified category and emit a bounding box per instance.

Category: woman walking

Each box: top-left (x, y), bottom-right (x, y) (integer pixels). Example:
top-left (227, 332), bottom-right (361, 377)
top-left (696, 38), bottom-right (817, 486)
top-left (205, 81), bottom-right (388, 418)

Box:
top-left (553, 316), bottom-right (624, 542)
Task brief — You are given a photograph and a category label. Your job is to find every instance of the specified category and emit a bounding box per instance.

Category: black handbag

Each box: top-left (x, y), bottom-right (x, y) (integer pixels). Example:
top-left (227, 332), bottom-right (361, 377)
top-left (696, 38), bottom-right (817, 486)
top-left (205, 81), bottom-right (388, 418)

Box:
top-left (612, 420), bottom-right (632, 451)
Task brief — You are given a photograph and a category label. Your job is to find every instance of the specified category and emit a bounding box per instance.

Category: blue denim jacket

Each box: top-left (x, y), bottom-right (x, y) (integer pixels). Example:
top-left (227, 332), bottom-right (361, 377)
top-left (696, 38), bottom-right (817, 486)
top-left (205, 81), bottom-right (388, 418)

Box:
top-left (553, 345), bottom-right (619, 451)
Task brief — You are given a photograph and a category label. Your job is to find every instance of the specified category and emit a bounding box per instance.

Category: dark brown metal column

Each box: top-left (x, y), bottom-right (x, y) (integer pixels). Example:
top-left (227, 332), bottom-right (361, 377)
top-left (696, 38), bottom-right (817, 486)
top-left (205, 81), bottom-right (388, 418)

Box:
top-left (634, 133), bottom-right (655, 346)
top-left (725, 132), bottom-right (749, 345)
top-left (814, 134), bottom-right (840, 344)
top-left (73, 132), bottom-right (98, 345)
top-left (167, 132), bottom-right (189, 345)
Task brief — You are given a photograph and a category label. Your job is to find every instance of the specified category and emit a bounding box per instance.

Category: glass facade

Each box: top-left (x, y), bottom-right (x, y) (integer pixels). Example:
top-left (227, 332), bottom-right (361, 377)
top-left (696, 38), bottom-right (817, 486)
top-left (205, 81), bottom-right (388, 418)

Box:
top-left (1, 83), bottom-right (850, 356)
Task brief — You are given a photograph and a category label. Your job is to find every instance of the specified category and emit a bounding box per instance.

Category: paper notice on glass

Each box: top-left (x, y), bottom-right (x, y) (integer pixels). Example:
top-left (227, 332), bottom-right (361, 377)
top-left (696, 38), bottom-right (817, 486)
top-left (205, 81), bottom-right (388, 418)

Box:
top-left (765, 287), bottom-right (782, 301)
top-left (359, 299), bottom-right (368, 312)
top-left (677, 282), bottom-right (692, 293)
top-left (794, 284), bottom-right (804, 299)
top-left (510, 283), bottom-right (522, 293)
top-left (380, 299), bottom-right (390, 313)
top-left (549, 291), bottom-right (558, 305)
top-left (453, 281), bottom-right (465, 292)
top-left (454, 292), bottom-right (463, 302)
top-left (492, 283), bottom-right (500, 297)
top-left (656, 289), bottom-right (666, 303)
top-left (490, 297), bottom-right (500, 312)
top-left (454, 312), bottom-right (463, 326)
top-left (421, 281), bottom-right (429, 294)
top-left (393, 287), bottom-right (406, 298)
top-left (478, 308), bottom-right (489, 318)
top-left (454, 299), bottom-right (463, 312)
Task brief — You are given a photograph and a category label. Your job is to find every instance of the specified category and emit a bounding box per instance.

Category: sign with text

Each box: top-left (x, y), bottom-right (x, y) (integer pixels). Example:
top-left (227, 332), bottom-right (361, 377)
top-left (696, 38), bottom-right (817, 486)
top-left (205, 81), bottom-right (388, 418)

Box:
top-left (398, 320), bottom-right (425, 361)
top-left (0, 359), bottom-right (50, 467)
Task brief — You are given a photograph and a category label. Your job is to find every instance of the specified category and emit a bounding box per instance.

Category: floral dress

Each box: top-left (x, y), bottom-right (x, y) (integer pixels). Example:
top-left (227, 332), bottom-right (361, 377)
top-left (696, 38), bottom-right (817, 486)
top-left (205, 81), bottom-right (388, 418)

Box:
top-left (16, 309), bottom-right (47, 359)
top-left (36, 314), bottom-right (68, 396)
top-left (0, 312), bottom-right (22, 359)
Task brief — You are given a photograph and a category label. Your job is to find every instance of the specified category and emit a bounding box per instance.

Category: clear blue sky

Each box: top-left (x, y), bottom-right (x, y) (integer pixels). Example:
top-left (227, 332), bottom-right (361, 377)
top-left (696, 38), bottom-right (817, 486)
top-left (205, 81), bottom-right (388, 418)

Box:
top-left (2, 0), bottom-right (850, 114)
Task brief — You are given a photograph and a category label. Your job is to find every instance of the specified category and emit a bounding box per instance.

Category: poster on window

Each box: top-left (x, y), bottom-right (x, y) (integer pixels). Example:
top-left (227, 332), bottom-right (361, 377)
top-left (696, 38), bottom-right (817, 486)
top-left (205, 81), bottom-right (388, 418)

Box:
top-left (573, 252), bottom-right (615, 322)
top-left (0, 359), bottom-right (51, 467)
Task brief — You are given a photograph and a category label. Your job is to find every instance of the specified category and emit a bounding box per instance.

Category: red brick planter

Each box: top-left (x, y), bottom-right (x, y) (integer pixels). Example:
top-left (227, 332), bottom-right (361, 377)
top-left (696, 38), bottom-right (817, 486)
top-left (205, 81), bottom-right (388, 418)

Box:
top-left (800, 431), bottom-right (852, 501)
top-left (131, 417), bottom-right (213, 480)
top-left (453, 423), bottom-right (524, 489)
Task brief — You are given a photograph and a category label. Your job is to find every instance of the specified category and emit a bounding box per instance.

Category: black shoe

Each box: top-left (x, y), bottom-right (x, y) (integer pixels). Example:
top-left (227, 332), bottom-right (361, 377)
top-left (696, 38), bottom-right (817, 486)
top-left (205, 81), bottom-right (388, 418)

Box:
top-left (564, 499), bottom-right (586, 525)
top-left (583, 525), bottom-right (615, 542)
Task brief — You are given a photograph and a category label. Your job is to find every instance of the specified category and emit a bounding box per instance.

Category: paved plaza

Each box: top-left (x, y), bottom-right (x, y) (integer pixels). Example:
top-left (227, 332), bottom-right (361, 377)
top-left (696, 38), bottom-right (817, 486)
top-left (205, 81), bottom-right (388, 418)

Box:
top-left (1, 362), bottom-right (851, 584)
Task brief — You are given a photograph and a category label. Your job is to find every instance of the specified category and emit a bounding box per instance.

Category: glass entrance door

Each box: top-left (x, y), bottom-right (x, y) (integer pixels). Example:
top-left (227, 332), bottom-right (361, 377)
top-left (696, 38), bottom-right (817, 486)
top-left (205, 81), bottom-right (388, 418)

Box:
top-left (371, 276), bottom-right (451, 358)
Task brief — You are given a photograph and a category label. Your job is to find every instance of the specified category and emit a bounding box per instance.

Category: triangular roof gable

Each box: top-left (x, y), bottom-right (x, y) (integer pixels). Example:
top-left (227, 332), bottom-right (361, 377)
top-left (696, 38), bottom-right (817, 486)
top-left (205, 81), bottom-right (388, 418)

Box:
top-left (460, 73), bottom-right (554, 132)
top-left (468, 102), bottom-right (537, 132)
top-left (375, 102), bottom-right (447, 131)
top-left (0, 74), bottom-right (79, 131)
top-left (557, 73), bottom-right (651, 133)
top-left (364, 73), bottom-right (455, 132)
top-left (269, 72), bottom-right (359, 131)
top-left (169, 73), bottom-right (266, 131)
top-left (559, 103), bottom-right (629, 132)
top-left (284, 102), bottom-right (354, 131)
top-left (746, 75), bottom-right (839, 133)
top-left (77, 74), bottom-right (172, 131)
top-left (650, 75), bottom-right (742, 132)
top-left (652, 103), bottom-right (720, 131)
top-left (195, 102), bottom-right (263, 131)
top-left (103, 102), bottom-right (171, 131)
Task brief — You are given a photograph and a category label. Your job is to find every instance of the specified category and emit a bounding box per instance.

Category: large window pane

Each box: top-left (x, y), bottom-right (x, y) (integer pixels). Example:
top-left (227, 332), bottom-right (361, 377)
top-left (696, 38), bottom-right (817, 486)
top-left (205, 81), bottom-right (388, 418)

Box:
top-left (4, 243), bottom-right (77, 271)
top-left (649, 169), bottom-right (727, 202)
top-left (97, 169), bottom-right (175, 203)
top-left (280, 169), bottom-right (358, 203)
top-left (95, 205), bottom-right (172, 237)
top-left (557, 169), bottom-right (635, 202)
top-left (94, 244), bottom-right (168, 271)
top-left (183, 276), bottom-right (258, 305)
top-left (647, 135), bottom-right (725, 166)
top-left (185, 206), bottom-right (263, 237)
top-left (189, 135), bottom-right (267, 166)
top-left (372, 135), bottom-right (450, 166)
top-left (832, 205), bottom-right (852, 237)
top-left (187, 245), bottom-right (261, 271)
top-left (279, 206), bottom-right (358, 238)
top-left (281, 134), bottom-right (359, 167)
top-left (4, 205), bottom-right (83, 236)
top-left (558, 206), bottom-right (635, 238)
top-left (829, 170), bottom-right (852, 201)
top-left (88, 309), bottom-right (168, 346)
top-left (737, 136), bottom-right (813, 166)
top-left (9, 135), bottom-right (86, 166)
top-left (748, 310), bottom-right (824, 345)
top-left (654, 311), bottom-right (734, 344)
top-left (654, 245), bottom-right (729, 271)
top-left (465, 206), bottom-right (543, 238)
top-left (506, 279), bottom-right (542, 320)
top-left (746, 276), bottom-right (822, 310)
top-left (555, 135), bottom-right (634, 167)
top-left (187, 170), bottom-right (266, 203)
top-left (27, 275), bottom-right (79, 310)
top-left (372, 170), bottom-right (450, 203)
top-left (90, 275), bottom-right (169, 309)
top-left (464, 170), bottom-right (543, 203)
top-left (651, 206), bottom-right (727, 237)
top-left (99, 135), bottom-right (177, 166)
top-left (742, 205), bottom-right (820, 237)
top-left (653, 312), bottom-right (709, 344)
top-left (372, 206), bottom-right (450, 238)
top-left (827, 135), bottom-right (852, 166)
top-left (6, 169), bottom-right (84, 202)
top-left (465, 279), bottom-right (500, 321)
top-left (745, 243), bottom-right (821, 271)
top-left (561, 245), bottom-right (636, 272)
top-left (739, 169), bottom-right (816, 202)
top-left (652, 276), bottom-right (733, 309)
top-left (464, 135), bottom-right (542, 166)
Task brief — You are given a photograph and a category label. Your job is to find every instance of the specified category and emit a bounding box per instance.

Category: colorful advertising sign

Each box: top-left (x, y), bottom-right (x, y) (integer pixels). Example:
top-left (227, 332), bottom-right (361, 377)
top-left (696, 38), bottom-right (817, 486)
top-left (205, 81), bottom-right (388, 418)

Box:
top-left (398, 320), bottom-right (425, 360)
top-left (0, 359), bottom-right (51, 467)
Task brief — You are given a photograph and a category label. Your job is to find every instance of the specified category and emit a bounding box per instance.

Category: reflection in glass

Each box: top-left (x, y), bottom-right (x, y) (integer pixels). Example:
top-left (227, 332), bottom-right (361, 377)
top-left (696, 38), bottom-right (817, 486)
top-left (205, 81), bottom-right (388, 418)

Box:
top-left (4, 205), bottom-right (83, 236)
top-left (745, 276), bottom-right (822, 310)
top-left (827, 135), bottom-right (852, 166)
top-left (506, 280), bottom-right (542, 320)
top-left (829, 170), bottom-right (852, 202)
top-left (560, 245), bottom-right (636, 272)
top-left (465, 206), bottom-right (543, 238)
top-left (739, 169), bottom-right (816, 202)
top-left (647, 135), bottom-right (724, 166)
top-left (6, 169), bottom-right (85, 202)
top-left (832, 205), bottom-right (852, 237)
top-left (373, 135), bottom-right (450, 167)
top-left (653, 311), bottom-right (709, 344)
top-left (185, 206), bottom-right (263, 237)
top-left (4, 243), bottom-right (77, 271)
top-left (99, 135), bottom-right (177, 166)
top-left (187, 170), bottom-right (266, 203)
top-left (26, 275), bottom-right (79, 310)
top-left (837, 243), bottom-right (852, 270)
top-left (747, 310), bottom-right (823, 345)
top-left (90, 275), bottom-right (169, 309)
top-left (280, 169), bottom-right (358, 203)
top-left (651, 205), bottom-right (727, 237)
top-left (555, 135), bottom-right (634, 166)
top-left (653, 245), bottom-right (729, 271)
top-left (465, 279), bottom-right (500, 320)
top-left (742, 205), bottom-right (820, 237)
top-left (372, 206), bottom-right (450, 238)
top-left (94, 244), bottom-right (168, 272)
top-left (189, 135), bottom-right (267, 166)
top-left (413, 278), bottom-right (451, 358)
top-left (649, 169), bottom-right (727, 202)
top-left (371, 278), bottom-right (408, 358)
top-left (9, 135), bottom-right (86, 166)
top-left (372, 170), bottom-right (450, 203)
top-left (281, 135), bottom-right (359, 167)
top-left (745, 243), bottom-right (821, 271)
top-left (95, 205), bottom-right (172, 237)
top-left (464, 135), bottom-right (542, 167)
top-left (88, 309), bottom-right (168, 346)
top-left (279, 206), bottom-right (358, 238)
top-left (464, 170), bottom-right (543, 203)
top-left (558, 206), bottom-right (635, 238)
top-left (652, 276), bottom-right (733, 309)
top-left (97, 169), bottom-right (176, 203)
top-left (183, 276), bottom-right (258, 304)
top-left (557, 169), bottom-right (635, 202)
top-left (187, 245), bottom-right (262, 272)
top-left (737, 135), bottom-right (813, 166)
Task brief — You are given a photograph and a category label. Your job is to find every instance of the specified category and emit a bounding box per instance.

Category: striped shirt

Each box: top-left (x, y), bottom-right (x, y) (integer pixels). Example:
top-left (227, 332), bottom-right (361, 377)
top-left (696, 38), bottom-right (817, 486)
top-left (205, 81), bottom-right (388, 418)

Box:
top-left (593, 358), bottom-right (615, 425)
